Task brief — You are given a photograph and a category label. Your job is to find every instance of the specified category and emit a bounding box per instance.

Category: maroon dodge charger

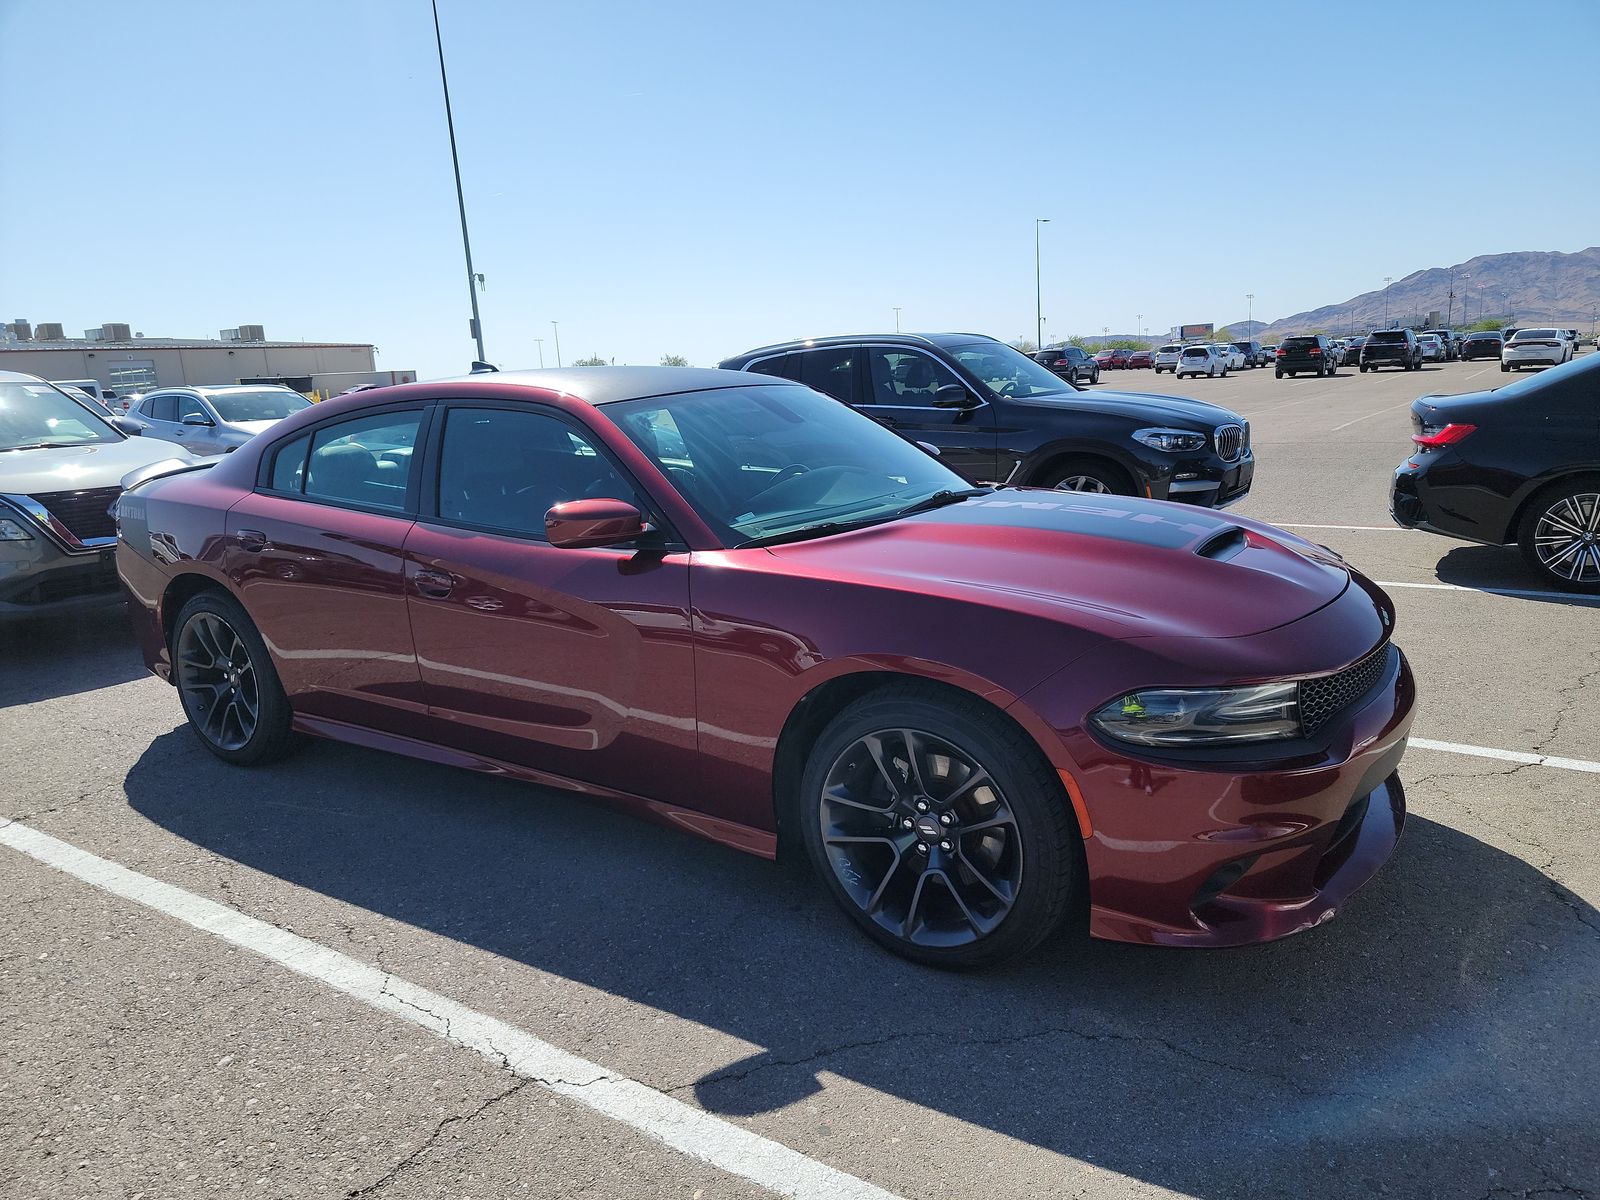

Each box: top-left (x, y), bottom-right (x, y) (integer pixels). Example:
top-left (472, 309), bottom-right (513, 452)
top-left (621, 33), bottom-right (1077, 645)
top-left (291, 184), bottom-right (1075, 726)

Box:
top-left (116, 367), bottom-right (1414, 967)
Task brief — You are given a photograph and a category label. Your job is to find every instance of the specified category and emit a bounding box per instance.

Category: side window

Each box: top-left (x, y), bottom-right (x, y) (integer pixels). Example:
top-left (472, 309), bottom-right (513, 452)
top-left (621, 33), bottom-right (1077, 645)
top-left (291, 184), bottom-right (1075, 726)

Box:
top-left (747, 353), bottom-right (795, 381)
top-left (794, 347), bottom-right (857, 405)
top-left (149, 395), bottom-right (177, 422)
top-left (303, 411), bottom-right (421, 512)
top-left (269, 434), bottom-right (311, 493)
top-left (177, 394), bottom-right (208, 423)
top-left (436, 407), bottom-right (638, 537)
top-left (866, 349), bottom-right (960, 406)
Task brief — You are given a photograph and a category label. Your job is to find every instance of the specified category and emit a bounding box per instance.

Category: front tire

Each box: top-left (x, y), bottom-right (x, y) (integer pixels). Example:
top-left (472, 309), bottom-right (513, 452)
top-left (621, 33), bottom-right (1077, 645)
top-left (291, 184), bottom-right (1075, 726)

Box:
top-left (799, 685), bottom-right (1081, 968)
top-left (173, 591), bottom-right (296, 765)
top-left (1038, 455), bottom-right (1135, 495)
top-left (1518, 478), bottom-right (1600, 594)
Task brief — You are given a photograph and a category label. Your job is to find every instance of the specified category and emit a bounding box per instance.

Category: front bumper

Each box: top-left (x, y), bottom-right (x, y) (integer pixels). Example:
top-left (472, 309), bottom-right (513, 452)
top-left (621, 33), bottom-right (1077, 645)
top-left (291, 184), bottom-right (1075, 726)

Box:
top-left (1080, 645), bottom-right (1414, 947)
top-left (1149, 451), bottom-right (1255, 508)
top-left (0, 538), bottom-right (123, 621)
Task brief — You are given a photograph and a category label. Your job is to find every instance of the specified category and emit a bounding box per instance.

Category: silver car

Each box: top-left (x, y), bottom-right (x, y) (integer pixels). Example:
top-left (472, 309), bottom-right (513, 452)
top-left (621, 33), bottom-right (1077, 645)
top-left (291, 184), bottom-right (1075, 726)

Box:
top-left (128, 385), bottom-right (312, 455)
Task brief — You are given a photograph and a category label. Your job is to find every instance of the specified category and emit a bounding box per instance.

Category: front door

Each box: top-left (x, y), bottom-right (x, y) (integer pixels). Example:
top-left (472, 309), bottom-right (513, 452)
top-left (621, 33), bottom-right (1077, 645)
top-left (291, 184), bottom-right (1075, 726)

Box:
top-left (225, 407), bottom-right (430, 736)
top-left (403, 404), bottom-right (700, 810)
top-left (859, 347), bottom-right (998, 483)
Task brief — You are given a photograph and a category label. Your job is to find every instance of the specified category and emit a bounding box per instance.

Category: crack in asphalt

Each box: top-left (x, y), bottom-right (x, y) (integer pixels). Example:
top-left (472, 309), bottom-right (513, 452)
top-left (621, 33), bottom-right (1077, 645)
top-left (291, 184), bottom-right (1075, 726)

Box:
top-left (671, 1022), bottom-right (1343, 1101)
top-left (342, 1074), bottom-right (530, 1197)
top-left (1534, 645), bottom-right (1600, 756)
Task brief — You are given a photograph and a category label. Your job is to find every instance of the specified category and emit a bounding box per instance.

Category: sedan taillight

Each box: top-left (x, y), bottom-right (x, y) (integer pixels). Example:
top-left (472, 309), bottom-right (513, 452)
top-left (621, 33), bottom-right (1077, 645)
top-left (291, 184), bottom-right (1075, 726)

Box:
top-left (1411, 423), bottom-right (1476, 448)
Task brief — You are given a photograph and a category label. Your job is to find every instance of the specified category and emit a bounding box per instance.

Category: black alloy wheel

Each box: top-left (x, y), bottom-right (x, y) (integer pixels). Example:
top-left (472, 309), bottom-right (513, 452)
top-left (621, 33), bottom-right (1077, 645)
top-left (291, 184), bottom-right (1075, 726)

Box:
top-left (1519, 480), bottom-right (1600, 594)
top-left (174, 592), bottom-right (296, 764)
top-left (799, 686), bottom-right (1079, 967)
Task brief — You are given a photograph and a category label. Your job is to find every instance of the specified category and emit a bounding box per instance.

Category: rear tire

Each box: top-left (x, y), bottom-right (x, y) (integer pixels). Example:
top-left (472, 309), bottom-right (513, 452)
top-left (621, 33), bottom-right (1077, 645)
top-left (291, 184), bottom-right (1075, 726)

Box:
top-left (172, 591), bottom-right (296, 765)
top-left (798, 684), bottom-right (1082, 968)
top-left (1275, 369), bottom-right (1283, 379)
top-left (1517, 477), bottom-right (1600, 594)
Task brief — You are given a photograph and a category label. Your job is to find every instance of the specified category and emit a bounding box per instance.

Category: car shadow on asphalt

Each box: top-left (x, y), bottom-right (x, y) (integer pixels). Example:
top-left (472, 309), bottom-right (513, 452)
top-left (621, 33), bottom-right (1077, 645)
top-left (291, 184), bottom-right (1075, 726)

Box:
top-left (1434, 544), bottom-right (1594, 604)
top-left (123, 729), bottom-right (1600, 1199)
top-left (0, 608), bottom-right (149, 708)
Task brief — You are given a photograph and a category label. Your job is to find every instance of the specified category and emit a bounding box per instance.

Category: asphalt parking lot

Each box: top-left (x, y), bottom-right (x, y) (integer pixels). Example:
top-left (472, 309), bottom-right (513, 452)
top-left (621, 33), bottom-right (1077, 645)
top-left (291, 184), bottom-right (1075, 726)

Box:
top-left (3, 356), bottom-right (1597, 1200)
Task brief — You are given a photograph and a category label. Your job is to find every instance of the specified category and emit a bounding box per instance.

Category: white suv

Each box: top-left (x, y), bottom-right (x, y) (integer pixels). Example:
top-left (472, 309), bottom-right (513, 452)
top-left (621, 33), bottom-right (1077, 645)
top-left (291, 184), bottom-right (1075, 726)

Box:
top-left (1176, 345), bottom-right (1226, 379)
top-left (1153, 344), bottom-right (1183, 374)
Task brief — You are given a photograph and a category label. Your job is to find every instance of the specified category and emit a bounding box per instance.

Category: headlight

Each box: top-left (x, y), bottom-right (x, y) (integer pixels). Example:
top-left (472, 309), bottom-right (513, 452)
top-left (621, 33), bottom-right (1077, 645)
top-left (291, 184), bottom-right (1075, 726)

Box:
top-left (1133, 427), bottom-right (1207, 453)
top-left (0, 516), bottom-right (34, 542)
top-left (1091, 683), bottom-right (1301, 747)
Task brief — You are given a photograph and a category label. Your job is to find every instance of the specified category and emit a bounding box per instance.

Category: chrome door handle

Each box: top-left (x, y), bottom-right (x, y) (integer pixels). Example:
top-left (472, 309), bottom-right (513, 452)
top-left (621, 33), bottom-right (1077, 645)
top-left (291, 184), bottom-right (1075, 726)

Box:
top-left (413, 567), bottom-right (455, 598)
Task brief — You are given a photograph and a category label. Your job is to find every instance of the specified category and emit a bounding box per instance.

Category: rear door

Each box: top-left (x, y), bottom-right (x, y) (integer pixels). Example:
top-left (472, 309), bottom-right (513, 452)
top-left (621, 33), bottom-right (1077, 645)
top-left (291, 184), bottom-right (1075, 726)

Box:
top-left (225, 405), bottom-right (431, 736)
top-left (857, 346), bottom-right (998, 482)
top-left (402, 402), bottom-right (701, 809)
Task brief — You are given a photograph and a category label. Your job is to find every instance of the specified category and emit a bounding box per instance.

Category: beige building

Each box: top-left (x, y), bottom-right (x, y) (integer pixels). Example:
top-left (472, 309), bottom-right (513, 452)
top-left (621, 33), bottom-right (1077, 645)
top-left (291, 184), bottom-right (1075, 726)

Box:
top-left (0, 321), bottom-right (411, 396)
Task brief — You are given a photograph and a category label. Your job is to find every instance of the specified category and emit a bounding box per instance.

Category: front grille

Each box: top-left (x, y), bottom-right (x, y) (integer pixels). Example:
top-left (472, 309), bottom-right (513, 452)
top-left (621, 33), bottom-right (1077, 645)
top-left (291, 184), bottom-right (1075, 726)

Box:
top-left (1214, 423), bottom-right (1245, 461)
top-left (1299, 642), bottom-right (1392, 735)
top-left (30, 487), bottom-right (121, 543)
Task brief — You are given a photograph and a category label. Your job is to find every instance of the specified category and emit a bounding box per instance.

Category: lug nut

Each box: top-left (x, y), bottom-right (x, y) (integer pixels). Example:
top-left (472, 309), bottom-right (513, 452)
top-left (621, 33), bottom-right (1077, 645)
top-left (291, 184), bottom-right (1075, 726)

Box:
top-left (915, 800), bottom-right (930, 813)
top-left (939, 840), bottom-right (953, 852)
top-left (938, 812), bottom-right (954, 826)
top-left (915, 842), bottom-right (929, 854)
top-left (900, 818), bottom-right (914, 830)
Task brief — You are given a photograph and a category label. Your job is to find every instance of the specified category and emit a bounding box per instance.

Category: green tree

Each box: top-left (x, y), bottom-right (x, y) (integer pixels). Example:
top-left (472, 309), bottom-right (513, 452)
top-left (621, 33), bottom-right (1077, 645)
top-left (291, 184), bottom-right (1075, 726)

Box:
top-left (1067, 335), bottom-right (1090, 349)
top-left (659, 353), bottom-right (690, 367)
top-left (1214, 327), bottom-right (1233, 341)
top-left (573, 354), bottom-right (609, 366)
top-left (1012, 337), bottom-right (1039, 354)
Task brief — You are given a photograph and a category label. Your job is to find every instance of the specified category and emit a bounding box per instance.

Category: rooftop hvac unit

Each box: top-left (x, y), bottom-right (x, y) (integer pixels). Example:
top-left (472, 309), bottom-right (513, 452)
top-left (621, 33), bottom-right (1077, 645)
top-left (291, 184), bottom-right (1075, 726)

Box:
top-left (236, 324), bottom-right (265, 341)
top-left (220, 328), bottom-right (240, 341)
top-left (35, 323), bottom-right (64, 340)
top-left (9, 320), bottom-right (32, 341)
top-left (84, 327), bottom-right (105, 341)
top-left (100, 323), bottom-right (132, 341)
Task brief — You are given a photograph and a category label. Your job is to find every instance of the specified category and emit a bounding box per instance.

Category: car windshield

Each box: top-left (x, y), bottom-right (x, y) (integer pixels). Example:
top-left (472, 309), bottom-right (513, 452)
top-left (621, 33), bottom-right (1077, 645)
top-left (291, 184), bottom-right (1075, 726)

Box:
top-left (1513, 329), bottom-right (1557, 340)
top-left (608, 383), bottom-right (971, 546)
top-left (209, 389), bottom-right (313, 423)
top-left (947, 341), bottom-right (1071, 397)
top-left (0, 380), bottom-right (122, 450)
top-left (1368, 331), bottom-right (1406, 344)
top-left (1181, 348), bottom-right (1208, 358)
top-left (1159, 345), bottom-right (1180, 353)
top-left (1283, 337), bottom-right (1317, 349)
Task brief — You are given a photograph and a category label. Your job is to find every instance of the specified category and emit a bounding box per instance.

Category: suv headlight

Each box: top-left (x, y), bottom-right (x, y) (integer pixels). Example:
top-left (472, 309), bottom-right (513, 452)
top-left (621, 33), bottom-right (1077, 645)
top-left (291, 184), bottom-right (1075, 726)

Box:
top-left (1091, 683), bottom-right (1301, 747)
top-left (1133, 427), bottom-right (1208, 453)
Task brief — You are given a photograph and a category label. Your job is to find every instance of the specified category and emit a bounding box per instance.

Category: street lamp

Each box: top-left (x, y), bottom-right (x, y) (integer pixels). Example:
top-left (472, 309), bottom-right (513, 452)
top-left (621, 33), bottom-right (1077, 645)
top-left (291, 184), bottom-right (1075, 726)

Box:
top-left (893, 307), bottom-right (902, 334)
top-left (431, 0), bottom-right (488, 366)
top-left (1035, 218), bottom-right (1050, 350)
top-left (1136, 313), bottom-right (1143, 344)
top-left (1383, 277), bottom-right (1393, 327)
top-left (551, 321), bottom-right (562, 368)
top-left (533, 337), bottom-right (544, 368)
top-left (1246, 293), bottom-right (1254, 336)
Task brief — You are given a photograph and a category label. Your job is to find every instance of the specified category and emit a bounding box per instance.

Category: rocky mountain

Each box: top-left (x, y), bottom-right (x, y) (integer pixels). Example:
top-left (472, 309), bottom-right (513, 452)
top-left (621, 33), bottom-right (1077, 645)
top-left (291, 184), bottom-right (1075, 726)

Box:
top-left (1232, 248), bottom-right (1600, 338)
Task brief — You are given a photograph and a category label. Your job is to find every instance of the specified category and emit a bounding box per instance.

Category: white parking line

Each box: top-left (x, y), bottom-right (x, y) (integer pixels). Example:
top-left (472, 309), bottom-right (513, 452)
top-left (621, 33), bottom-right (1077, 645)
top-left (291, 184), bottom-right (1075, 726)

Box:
top-left (1410, 738), bottom-right (1600, 775)
top-left (0, 820), bottom-right (901, 1200)
top-left (1273, 523), bottom-right (1410, 531)
top-left (1330, 400), bottom-right (1416, 433)
top-left (1375, 579), bottom-right (1600, 604)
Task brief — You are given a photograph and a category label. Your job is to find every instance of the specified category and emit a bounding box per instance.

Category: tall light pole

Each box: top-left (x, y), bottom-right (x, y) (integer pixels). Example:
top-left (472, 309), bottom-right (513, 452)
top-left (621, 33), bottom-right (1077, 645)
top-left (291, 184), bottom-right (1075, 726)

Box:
top-left (1136, 313), bottom-right (1143, 344)
top-left (1383, 276), bottom-right (1393, 327)
top-left (432, 0), bottom-right (487, 366)
top-left (1035, 218), bottom-right (1050, 350)
top-left (551, 321), bottom-right (562, 367)
top-left (1246, 293), bottom-right (1254, 336)
top-left (893, 306), bottom-right (902, 334)
top-left (533, 337), bottom-right (544, 368)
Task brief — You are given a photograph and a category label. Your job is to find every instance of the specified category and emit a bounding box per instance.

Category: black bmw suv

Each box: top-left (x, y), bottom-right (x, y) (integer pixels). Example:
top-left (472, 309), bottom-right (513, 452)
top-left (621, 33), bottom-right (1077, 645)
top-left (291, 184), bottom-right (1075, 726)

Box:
top-left (719, 334), bottom-right (1253, 505)
top-left (1360, 329), bottom-right (1423, 371)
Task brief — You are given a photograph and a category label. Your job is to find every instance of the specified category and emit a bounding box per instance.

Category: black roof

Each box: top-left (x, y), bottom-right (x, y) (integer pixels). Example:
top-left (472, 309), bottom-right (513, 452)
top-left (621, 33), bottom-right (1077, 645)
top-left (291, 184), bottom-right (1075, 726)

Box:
top-left (720, 333), bottom-right (1001, 365)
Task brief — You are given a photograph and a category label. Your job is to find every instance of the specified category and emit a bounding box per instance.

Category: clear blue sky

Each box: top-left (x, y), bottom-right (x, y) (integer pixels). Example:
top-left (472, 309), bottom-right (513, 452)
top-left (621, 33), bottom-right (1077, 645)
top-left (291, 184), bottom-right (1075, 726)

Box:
top-left (3, 0), bottom-right (1596, 376)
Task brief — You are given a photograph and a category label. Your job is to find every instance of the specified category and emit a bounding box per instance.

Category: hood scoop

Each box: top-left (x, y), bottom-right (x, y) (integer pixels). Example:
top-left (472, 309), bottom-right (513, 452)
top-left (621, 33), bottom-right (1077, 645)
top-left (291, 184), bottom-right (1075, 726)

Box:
top-left (1194, 526), bottom-right (1248, 561)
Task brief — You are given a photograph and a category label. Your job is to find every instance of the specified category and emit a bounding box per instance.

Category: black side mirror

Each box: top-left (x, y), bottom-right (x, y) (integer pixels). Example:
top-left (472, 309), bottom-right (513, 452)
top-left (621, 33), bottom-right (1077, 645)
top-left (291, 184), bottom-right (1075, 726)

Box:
top-left (112, 416), bottom-right (144, 436)
top-left (182, 414), bottom-right (214, 427)
top-left (932, 383), bottom-right (978, 409)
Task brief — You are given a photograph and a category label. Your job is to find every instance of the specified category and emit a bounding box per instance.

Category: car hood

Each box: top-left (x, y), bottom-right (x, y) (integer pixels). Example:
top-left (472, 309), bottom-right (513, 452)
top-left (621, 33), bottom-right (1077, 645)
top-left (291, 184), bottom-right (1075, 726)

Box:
top-left (767, 490), bottom-right (1349, 639)
top-left (1016, 389), bottom-right (1244, 428)
top-left (0, 436), bottom-right (199, 494)
top-left (224, 419), bottom-right (282, 437)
